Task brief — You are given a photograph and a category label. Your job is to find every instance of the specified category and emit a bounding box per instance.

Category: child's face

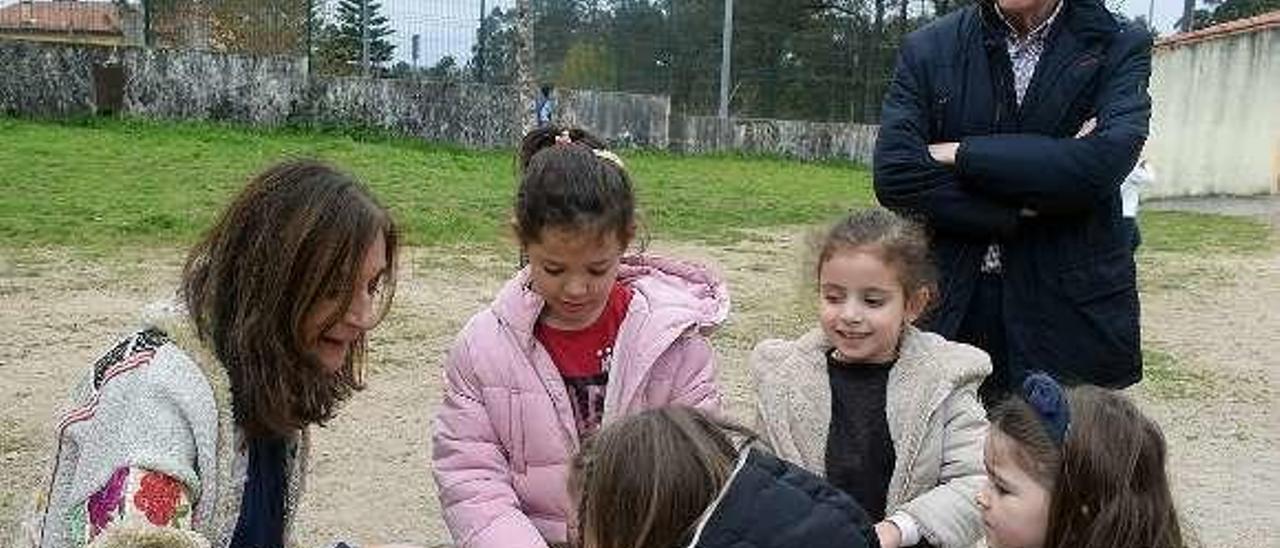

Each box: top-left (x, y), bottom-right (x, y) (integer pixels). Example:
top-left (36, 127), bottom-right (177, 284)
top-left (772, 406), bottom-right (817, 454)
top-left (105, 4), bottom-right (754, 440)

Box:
top-left (303, 231), bottom-right (388, 374)
top-left (818, 247), bottom-right (922, 364)
top-left (526, 227), bottom-right (626, 330)
top-left (977, 429), bottom-right (1051, 548)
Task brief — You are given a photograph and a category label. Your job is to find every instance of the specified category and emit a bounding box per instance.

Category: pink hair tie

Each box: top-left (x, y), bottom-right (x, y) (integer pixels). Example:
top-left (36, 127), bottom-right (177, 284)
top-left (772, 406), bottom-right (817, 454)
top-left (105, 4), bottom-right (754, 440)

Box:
top-left (554, 130), bottom-right (572, 145)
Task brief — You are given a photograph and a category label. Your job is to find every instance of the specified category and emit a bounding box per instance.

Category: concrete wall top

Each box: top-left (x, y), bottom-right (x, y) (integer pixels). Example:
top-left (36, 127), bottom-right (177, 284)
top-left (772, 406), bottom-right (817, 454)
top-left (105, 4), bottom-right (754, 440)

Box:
top-left (1156, 9), bottom-right (1280, 49)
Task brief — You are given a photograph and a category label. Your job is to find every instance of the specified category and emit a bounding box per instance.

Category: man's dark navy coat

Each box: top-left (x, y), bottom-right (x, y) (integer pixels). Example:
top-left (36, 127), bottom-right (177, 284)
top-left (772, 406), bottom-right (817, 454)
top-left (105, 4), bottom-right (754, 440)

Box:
top-left (873, 0), bottom-right (1152, 387)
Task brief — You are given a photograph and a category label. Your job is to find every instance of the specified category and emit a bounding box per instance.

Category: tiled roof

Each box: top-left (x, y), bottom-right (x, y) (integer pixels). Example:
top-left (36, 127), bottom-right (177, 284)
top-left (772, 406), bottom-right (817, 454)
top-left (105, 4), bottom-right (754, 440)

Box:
top-left (1156, 9), bottom-right (1280, 48)
top-left (0, 1), bottom-right (121, 35)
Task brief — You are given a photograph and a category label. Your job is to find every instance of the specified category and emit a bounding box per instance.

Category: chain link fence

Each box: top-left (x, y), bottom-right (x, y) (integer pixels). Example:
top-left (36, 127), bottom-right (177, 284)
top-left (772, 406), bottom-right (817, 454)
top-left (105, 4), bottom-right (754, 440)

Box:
top-left (1, 0), bottom-right (965, 123)
top-left (326, 0), bottom-right (952, 122)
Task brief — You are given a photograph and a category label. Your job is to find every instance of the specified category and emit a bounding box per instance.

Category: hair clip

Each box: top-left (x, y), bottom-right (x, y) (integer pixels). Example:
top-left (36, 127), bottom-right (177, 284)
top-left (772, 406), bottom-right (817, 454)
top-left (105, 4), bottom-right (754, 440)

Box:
top-left (554, 130), bottom-right (573, 145)
top-left (1023, 372), bottom-right (1070, 447)
top-left (592, 148), bottom-right (626, 169)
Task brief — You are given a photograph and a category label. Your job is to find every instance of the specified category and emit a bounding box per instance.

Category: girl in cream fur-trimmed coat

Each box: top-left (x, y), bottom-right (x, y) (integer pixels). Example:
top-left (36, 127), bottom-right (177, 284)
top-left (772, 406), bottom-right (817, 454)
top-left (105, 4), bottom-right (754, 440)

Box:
top-left (751, 209), bottom-right (989, 548)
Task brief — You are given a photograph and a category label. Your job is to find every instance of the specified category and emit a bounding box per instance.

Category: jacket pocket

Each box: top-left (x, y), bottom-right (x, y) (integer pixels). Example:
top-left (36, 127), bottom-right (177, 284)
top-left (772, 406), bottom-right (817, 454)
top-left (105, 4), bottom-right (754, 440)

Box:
top-left (509, 388), bottom-right (527, 475)
top-left (1053, 249), bottom-right (1140, 366)
top-left (1058, 249), bottom-right (1135, 304)
top-left (481, 386), bottom-right (526, 474)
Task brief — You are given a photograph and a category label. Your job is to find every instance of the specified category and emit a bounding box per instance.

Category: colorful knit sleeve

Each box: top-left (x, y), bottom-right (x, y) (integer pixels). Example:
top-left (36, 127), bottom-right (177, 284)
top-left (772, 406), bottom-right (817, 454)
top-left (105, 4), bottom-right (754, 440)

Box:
top-left (68, 466), bottom-right (196, 547)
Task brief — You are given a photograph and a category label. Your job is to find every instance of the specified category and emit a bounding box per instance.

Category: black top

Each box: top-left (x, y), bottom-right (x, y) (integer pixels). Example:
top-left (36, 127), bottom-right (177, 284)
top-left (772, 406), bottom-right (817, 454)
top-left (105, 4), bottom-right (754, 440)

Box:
top-left (825, 350), bottom-right (896, 521)
top-left (231, 436), bottom-right (288, 548)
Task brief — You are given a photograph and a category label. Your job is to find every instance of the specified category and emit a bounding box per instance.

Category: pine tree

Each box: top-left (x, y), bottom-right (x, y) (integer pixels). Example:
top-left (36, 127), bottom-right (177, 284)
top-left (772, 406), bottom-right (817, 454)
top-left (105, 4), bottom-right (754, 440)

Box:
top-left (314, 0), bottom-right (396, 75)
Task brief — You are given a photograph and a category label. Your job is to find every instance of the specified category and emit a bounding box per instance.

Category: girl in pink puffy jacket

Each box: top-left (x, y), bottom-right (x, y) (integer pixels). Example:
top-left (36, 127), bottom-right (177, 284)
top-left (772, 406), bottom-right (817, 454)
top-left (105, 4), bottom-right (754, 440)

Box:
top-left (431, 125), bottom-right (728, 548)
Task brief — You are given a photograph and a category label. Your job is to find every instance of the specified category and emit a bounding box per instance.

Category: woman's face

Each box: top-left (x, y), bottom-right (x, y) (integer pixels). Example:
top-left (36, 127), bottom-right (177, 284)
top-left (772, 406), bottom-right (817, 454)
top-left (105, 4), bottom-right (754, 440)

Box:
top-left (303, 231), bottom-right (389, 374)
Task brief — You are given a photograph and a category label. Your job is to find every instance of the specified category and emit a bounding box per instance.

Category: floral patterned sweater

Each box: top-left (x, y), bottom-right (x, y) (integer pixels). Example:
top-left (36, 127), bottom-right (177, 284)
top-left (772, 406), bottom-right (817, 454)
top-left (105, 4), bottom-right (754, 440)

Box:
top-left (19, 306), bottom-right (309, 548)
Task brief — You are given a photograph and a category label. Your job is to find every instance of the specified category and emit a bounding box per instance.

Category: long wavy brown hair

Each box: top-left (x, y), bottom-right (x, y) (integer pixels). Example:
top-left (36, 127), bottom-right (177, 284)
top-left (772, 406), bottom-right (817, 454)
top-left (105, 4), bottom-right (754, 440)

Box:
top-left (181, 159), bottom-right (398, 441)
top-left (569, 407), bottom-right (756, 548)
top-left (990, 386), bottom-right (1187, 548)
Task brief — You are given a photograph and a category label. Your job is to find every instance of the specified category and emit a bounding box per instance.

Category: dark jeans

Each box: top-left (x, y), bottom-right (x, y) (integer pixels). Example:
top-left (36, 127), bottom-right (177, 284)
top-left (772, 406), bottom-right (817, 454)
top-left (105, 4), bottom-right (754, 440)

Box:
top-left (955, 273), bottom-right (1012, 408)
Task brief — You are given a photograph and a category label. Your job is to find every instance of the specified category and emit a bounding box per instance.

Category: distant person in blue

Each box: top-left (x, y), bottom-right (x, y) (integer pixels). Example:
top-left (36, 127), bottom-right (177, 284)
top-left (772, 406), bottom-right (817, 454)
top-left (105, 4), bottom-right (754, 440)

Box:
top-left (535, 84), bottom-right (556, 127)
top-left (873, 0), bottom-right (1153, 405)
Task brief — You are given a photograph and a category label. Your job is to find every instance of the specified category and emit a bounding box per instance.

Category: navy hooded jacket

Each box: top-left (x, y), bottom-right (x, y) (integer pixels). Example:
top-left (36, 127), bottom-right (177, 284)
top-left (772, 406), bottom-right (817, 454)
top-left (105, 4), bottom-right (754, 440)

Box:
top-left (686, 448), bottom-right (880, 548)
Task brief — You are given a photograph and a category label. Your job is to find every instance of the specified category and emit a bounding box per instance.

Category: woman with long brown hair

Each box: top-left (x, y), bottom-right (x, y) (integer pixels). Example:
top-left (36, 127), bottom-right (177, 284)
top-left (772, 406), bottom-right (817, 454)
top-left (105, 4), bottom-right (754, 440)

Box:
top-left (23, 160), bottom-right (406, 548)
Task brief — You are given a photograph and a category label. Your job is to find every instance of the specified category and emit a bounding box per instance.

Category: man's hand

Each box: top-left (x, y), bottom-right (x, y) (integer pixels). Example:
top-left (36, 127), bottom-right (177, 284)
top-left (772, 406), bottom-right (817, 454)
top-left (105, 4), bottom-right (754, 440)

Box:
top-left (928, 142), bottom-right (960, 165)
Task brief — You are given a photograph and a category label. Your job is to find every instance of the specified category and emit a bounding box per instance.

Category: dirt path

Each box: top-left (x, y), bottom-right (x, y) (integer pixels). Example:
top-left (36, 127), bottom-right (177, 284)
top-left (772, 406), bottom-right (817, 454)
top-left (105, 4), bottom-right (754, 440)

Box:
top-left (1132, 250), bottom-right (1280, 547)
top-left (3, 226), bottom-right (1278, 547)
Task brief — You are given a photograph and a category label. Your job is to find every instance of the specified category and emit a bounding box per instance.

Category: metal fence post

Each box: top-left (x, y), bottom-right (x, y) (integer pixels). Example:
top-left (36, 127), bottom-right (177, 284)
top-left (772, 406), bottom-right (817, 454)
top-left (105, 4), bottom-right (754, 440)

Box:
top-left (143, 0), bottom-right (152, 47)
top-left (361, 0), bottom-right (370, 77)
top-left (476, 0), bottom-right (487, 83)
top-left (516, 0), bottom-right (536, 133)
top-left (718, 0), bottom-right (734, 119)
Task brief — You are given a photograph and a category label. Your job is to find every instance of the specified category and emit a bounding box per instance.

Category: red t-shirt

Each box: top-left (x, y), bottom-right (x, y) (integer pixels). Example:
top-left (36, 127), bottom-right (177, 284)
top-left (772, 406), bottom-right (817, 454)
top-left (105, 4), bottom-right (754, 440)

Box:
top-left (534, 282), bottom-right (633, 439)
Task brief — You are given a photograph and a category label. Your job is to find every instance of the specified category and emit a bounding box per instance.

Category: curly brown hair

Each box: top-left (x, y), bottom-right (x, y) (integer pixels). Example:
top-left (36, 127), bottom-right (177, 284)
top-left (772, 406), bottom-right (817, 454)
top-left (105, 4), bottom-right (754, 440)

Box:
top-left (181, 159), bottom-right (398, 440)
top-left (813, 207), bottom-right (937, 309)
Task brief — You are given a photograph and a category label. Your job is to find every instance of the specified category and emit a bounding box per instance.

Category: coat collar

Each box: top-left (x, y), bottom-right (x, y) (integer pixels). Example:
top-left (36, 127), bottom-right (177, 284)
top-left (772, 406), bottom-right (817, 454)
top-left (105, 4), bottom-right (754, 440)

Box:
top-left (979, 0), bottom-right (1119, 43)
top-left (975, 0), bottom-right (1119, 125)
top-left (489, 254), bottom-right (729, 417)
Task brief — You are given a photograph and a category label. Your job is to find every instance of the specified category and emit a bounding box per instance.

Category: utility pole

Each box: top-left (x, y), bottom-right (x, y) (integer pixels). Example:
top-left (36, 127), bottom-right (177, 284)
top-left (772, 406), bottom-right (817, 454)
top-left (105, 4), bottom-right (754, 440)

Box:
top-left (361, 0), bottom-right (370, 76)
top-left (516, 0), bottom-right (536, 133)
top-left (477, 0), bottom-right (487, 82)
top-left (718, 0), bottom-right (733, 119)
top-left (412, 34), bottom-right (420, 70)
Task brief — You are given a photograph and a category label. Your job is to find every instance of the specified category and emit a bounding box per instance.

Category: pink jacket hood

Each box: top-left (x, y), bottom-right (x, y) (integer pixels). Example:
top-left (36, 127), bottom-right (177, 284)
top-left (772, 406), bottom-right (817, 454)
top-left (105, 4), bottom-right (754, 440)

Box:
top-left (491, 253), bottom-right (729, 343)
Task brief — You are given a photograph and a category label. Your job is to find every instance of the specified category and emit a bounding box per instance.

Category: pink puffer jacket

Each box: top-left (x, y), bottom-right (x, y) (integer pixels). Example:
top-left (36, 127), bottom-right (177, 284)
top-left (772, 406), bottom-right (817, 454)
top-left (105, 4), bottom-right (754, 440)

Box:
top-left (432, 255), bottom-right (728, 548)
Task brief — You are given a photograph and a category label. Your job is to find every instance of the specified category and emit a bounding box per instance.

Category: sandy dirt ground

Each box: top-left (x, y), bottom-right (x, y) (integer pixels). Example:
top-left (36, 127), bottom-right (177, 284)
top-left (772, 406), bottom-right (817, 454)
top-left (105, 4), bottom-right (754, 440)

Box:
top-left (3, 221), bottom-right (1277, 547)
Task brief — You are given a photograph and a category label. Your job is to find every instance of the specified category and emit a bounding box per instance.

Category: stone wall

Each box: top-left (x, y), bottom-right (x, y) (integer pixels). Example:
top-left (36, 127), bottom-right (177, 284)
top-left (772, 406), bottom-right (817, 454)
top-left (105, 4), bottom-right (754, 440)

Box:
top-left (557, 89), bottom-right (670, 148)
top-left (0, 39), bottom-right (112, 117)
top-left (0, 40), bottom-right (307, 123)
top-left (124, 47), bottom-right (307, 125)
top-left (675, 116), bottom-right (878, 164)
top-left (0, 39), bottom-right (670, 150)
top-left (3, 39), bottom-right (891, 161)
top-left (307, 77), bottom-right (523, 149)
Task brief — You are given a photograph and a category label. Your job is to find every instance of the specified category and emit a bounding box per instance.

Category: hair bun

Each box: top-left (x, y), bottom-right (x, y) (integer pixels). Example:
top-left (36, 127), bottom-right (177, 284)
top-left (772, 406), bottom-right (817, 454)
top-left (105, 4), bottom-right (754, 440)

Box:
top-left (1023, 372), bottom-right (1070, 446)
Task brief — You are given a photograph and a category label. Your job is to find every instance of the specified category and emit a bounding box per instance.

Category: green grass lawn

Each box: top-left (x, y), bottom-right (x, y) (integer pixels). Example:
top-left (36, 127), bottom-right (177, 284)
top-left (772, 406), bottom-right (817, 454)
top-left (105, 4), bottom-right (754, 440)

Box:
top-left (2, 116), bottom-right (1272, 256)
top-left (1139, 209), bottom-right (1274, 255)
top-left (0, 116), bottom-right (874, 250)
